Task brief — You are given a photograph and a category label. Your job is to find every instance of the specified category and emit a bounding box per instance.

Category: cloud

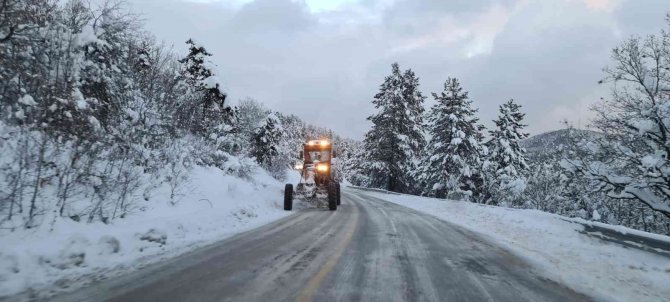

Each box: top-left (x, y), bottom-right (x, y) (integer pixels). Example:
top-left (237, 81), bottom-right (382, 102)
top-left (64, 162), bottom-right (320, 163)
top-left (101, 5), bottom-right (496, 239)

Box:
top-left (234, 0), bottom-right (317, 32)
top-left (127, 0), bottom-right (667, 139)
top-left (450, 0), bottom-right (618, 133)
top-left (583, 0), bottom-right (620, 12)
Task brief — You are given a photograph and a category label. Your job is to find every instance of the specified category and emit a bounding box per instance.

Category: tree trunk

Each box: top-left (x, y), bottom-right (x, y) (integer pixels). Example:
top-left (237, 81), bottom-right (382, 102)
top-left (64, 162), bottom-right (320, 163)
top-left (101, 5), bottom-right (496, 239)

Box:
top-left (26, 135), bottom-right (48, 228)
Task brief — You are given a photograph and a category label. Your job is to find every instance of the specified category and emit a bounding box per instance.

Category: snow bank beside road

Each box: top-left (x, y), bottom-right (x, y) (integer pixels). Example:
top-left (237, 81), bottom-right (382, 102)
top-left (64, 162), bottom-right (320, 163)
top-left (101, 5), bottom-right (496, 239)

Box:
top-left (0, 166), bottom-right (296, 299)
top-left (358, 189), bottom-right (670, 302)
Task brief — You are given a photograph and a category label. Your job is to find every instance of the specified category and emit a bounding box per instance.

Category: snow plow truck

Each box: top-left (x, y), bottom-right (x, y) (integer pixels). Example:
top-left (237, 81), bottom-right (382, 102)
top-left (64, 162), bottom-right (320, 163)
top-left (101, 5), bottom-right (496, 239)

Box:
top-left (284, 139), bottom-right (341, 211)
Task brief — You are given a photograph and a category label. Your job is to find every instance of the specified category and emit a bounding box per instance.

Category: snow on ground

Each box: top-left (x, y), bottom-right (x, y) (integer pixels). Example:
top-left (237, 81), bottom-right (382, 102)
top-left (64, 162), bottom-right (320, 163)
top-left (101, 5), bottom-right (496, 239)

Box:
top-left (360, 188), bottom-right (670, 302)
top-left (0, 166), bottom-right (303, 299)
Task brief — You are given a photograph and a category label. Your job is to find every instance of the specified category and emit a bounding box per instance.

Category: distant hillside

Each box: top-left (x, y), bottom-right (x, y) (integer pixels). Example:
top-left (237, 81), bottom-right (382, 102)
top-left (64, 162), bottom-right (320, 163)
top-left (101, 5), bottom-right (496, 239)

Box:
top-left (520, 128), bottom-right (601, 162)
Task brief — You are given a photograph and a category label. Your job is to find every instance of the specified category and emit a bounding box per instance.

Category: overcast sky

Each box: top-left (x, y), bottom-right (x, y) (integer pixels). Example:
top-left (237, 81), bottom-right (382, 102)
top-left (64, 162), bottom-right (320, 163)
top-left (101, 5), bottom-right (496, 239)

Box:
top-left (127, 0), bottom-right (667, 139)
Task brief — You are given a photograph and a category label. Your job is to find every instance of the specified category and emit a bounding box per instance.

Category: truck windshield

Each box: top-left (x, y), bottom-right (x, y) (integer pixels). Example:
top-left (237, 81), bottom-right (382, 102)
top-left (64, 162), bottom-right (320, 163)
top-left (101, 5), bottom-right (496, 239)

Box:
top-left (307, 151), bottom-right (330, 163)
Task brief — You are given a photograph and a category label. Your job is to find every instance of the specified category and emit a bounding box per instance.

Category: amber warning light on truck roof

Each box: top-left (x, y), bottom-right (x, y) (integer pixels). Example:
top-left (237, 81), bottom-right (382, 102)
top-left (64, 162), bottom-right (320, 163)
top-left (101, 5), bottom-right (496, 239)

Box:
top-left (307, 140), bottom-right (330, 146)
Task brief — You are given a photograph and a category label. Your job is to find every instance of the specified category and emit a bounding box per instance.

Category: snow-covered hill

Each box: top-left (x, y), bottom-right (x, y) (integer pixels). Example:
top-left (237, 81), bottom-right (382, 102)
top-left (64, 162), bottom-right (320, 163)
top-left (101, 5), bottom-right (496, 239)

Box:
top-left (0, 167), bottom-right (302, 299)
top-left (520, 128), bottom-right (600, 161)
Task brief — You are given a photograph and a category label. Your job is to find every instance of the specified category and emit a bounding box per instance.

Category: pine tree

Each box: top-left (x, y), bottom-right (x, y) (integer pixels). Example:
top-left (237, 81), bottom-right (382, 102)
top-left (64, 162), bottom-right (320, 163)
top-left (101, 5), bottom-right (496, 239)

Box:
top-left (402, 68), bottom-right (427, 157)
top-left (177, 39), bottom-right (229, 134)
top-left (362, 63), bottom-right (426, 193)
top-left (402, 68), bottom-right (427, 193)
top-left (339, 139), bottom-right (366, 185)
top-left (484, 99), bottom-right (529, 206)
top-left (418, 78), bottom-right (484, 200)
top-left (252, 114), bottom-right (283, 172)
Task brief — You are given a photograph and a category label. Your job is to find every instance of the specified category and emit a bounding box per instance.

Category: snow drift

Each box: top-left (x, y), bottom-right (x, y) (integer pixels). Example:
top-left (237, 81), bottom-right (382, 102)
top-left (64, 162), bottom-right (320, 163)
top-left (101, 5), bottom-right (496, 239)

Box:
top-left (0, 166), bottom-right (299, 299)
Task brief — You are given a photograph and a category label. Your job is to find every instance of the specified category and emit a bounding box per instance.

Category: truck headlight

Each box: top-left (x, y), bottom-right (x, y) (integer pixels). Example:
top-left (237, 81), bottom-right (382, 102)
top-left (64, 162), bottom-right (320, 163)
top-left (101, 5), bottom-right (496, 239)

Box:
top-left (294, 163), bottom-right (304, 170)
top-left (316, 164), bottom-right (329, 172)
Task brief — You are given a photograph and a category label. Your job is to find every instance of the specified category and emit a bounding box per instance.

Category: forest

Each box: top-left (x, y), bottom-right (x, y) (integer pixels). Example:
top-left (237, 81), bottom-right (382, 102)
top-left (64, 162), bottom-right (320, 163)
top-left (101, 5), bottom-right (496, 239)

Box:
top-left (0, 0), bottom-right (357, 230)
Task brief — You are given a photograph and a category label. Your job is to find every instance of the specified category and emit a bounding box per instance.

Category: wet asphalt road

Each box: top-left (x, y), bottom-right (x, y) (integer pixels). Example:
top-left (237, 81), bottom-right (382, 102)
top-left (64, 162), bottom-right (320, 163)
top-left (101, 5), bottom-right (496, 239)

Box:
top-left (51, 188), bottom-right (589, 302)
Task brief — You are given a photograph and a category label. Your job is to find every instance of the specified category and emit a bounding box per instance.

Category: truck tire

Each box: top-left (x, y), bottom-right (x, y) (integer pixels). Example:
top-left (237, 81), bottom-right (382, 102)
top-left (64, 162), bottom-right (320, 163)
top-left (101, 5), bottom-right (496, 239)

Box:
top-left (328, 183), bottom-right (337, 211)
top-left (284, 184), bottom-right (293, 211)
top-left (336, 183), bottom-right (341, 205)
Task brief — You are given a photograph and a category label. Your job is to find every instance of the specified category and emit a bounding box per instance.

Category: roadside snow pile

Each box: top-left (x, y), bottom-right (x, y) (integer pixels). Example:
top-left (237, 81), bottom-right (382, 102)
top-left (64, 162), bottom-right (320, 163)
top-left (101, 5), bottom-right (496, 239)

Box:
top-left (362, 189), bottom-right (670, 302)
top-left (0, 166), bottom-right (296, 299)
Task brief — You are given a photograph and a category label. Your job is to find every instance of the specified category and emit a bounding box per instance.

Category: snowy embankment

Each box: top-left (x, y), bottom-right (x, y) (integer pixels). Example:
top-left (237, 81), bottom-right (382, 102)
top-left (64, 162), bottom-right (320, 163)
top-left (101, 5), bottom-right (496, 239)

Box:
top-left (356, 188), bottom-right (670, 302)
top-left (0, 167), bottom-right (300, 299)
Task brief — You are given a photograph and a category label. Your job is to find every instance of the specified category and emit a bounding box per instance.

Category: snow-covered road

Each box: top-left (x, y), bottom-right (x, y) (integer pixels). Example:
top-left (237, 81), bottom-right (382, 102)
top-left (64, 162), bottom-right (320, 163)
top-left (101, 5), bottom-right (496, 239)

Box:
top-left (361, 188), bottom-right (670, 302)
top-left (48, 188), bottom-right (587, 302)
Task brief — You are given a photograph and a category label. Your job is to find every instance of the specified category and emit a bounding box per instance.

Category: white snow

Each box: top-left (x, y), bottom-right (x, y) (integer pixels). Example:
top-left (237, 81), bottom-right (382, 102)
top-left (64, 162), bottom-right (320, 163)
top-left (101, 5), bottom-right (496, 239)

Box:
top-left (631, 119), bottom-right (656, 135)
top-left (359, 189), bottom-right (670, 302)
top-left (0, 166), bottom-right (298, 299)
top-left (641, 154), bottom-right (663, 169)
top-left (592, 209), bottom-right (601, 221)
top-left (202, 75), bottom-right (221, 89)
top-left (503, 177), bottom-right (526, 195)
top-left (17, 95), bottom-right (37, 106)
top-left (14, 109), bottom-right (24, 119)
top-left (125, 108), bottom-right (139, 123)
top-left (88, 116), bottom-right (101, 130)
top-left (76, 25), bottom-right (107, 48)
top-left (75, 99), bottom-right (88, 110)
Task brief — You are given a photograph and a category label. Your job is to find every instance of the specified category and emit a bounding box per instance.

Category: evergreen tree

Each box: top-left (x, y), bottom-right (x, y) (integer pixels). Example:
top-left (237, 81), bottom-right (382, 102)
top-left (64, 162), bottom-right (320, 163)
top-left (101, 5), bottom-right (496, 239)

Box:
top-left (177, 39), bottom-right (229, 134)
top-left (362, 63), bottom-right (426, 193)
top-left (402, 68), bottom-right (427, 158)
top-left (339, 139), bottom-right (366, 185)
top-left (484, 99), bottom-right (529, 206)
top-left (418, 78), bottom-right (484, 200)
top-left (251, 114), bottom-right (283, 171)
top-left (401, 68), bottom-right (427, 193)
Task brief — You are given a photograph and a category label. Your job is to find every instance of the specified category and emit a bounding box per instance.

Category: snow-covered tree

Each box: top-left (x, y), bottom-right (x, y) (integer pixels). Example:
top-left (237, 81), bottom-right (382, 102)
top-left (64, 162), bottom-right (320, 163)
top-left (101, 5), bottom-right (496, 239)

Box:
top-left (417, 78), bottom-right (485, 200)
top-left (333, 138), bottom-right (360, 185)
top-left (362, 63), bottom-right (426, 193)
top-left (251, 113), bottom-right (283, 174)
top-left (520, 126), bottom-right (669, 233)
top-left (235, 98), bottom-right (271, 144)
top-left (275, 112), bottom-right (306, 180)
top-left (562, 23), bottom-right (670, 219)
top-left (484, 99), bottom-right (529, 206)
top-left (0, 0), bottom-right (370, 230)
top-left (401, 68), bottom-right (427, 159)
top-left (525, 162), bottom-right (565, 212)
top-left (176, 39), bottom-right (229, 134)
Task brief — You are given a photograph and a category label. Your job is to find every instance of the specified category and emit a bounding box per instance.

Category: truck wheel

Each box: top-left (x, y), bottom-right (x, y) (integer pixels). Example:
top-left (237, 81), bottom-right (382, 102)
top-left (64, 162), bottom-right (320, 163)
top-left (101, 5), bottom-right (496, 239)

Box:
top-left (284, 184), bottom-right (293, 211)
top-left (328, 183), bottom-right (337, 211)
top-left (336, 183), bottom-right (341, 205)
